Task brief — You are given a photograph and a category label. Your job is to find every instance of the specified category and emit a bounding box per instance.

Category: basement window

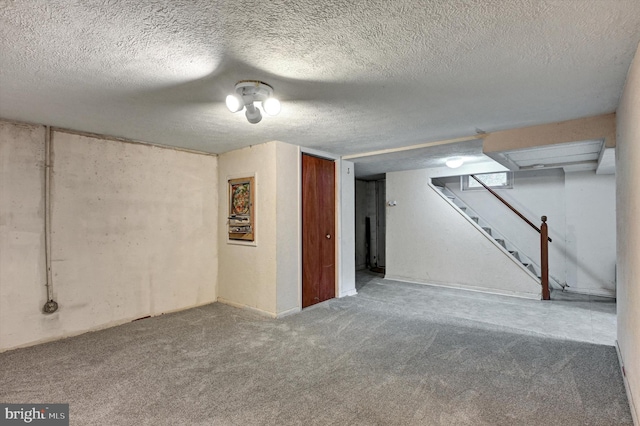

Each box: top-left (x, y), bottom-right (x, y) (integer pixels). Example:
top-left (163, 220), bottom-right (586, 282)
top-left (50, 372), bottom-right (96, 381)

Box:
top-left (461, 172), bottom-right (513, 191)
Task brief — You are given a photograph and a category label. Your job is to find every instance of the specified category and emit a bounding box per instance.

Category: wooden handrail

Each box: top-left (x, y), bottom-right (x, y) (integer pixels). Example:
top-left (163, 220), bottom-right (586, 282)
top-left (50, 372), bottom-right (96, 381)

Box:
top-left (470, 175), bottom-right (552, 242)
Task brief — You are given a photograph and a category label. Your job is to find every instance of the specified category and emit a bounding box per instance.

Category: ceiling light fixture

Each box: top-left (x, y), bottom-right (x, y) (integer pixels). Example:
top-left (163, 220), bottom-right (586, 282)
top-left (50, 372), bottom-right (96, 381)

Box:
top-left (445, 157), bottom-right (464, 168)
top-left (226, 80), bottom-right (281, 124)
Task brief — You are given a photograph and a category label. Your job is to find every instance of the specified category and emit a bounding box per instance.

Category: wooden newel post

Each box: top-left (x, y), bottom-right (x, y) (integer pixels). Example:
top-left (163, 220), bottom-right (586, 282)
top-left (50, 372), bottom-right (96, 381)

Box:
top-left (540, 216), bottom-right (550, 300)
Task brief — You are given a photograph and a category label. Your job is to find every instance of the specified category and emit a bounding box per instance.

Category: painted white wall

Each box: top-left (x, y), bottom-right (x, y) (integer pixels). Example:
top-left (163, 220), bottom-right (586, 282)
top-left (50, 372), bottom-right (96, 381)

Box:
top-left (564, 171), bottom-right (616, 295)
top-left (441, 170), bottom-right (565, 281)
top-left (440, 169), bottom-right (616, 296)
top-left (386, 168), bottom-right (541, 299)
top-left (616, 41), bottom-right (640, 424)
top-left (440, 169), bottom-right (566, 284)
top-left (339, 159), bottom-right (357, 297)
top-left (217, 141), bottom-right (302, 317)
top-left (0, 123), bottom-right (218, 351)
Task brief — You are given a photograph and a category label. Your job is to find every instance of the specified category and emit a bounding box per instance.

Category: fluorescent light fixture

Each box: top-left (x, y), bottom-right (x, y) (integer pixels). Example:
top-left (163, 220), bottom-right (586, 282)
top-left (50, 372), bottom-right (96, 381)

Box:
top-left (445, 157), bottom-right (464, 168)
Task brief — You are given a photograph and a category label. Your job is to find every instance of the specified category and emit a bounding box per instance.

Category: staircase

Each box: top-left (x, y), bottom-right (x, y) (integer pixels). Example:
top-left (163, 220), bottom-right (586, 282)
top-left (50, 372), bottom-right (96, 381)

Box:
top-left (432, 182), bottom-right (566, 291)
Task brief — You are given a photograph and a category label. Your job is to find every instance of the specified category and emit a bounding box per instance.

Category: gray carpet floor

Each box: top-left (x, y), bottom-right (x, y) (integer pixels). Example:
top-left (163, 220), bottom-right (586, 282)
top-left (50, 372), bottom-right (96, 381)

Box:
top-left (0, 273), bottom-right (632, 425)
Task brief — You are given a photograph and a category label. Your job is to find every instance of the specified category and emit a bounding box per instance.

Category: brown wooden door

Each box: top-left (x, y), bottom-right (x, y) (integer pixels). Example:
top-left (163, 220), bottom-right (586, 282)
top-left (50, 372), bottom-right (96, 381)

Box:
top-left (302, 154), bottom-right (336, 308)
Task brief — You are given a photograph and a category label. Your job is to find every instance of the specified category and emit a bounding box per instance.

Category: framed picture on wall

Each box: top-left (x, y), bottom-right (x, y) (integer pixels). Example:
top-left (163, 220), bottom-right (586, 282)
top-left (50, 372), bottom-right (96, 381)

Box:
top-left (228, 176), bottom-right (255, 241)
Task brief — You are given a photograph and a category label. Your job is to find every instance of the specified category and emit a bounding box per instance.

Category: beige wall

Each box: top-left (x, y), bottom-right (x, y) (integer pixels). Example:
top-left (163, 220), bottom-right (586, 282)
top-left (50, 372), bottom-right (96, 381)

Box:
top-left (0, 122), bottom-right (47, 351)
top-left (385, 168), bottom-right (541, 299)
top-left (2, 124), bottom-right (348, 349)
top-left (217, 141), bottom-right (301, 317)
top-left (616, 42), bottom-right (640, 423)
top-left (0, 122), bottom-right (218, 351)
top-left (275, 142), bottom-right (302, 314)
top-left (217, 143), bottom-right (355, 315)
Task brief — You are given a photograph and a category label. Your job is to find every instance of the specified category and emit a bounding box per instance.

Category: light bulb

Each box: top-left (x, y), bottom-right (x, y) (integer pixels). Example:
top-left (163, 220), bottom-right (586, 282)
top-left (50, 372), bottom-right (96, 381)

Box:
top-left (226, 94), bottom-right (243, 113)
top-left (445, 158), bottom-right (464, 169)
top-left (263, 97), bottom-right (281, 116)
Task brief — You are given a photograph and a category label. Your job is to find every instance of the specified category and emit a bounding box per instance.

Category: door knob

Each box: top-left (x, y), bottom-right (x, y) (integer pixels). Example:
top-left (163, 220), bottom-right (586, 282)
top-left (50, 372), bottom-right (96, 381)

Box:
top-left (326, 234), bottom-right (331, 239)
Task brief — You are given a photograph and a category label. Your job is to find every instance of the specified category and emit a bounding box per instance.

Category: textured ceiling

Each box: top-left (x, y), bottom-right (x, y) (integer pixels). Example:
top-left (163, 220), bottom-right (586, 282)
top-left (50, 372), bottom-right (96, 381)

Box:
top-left (1, 0), bottom-right (639, 158)
top-left (353, 139), bottom-right (491, 179)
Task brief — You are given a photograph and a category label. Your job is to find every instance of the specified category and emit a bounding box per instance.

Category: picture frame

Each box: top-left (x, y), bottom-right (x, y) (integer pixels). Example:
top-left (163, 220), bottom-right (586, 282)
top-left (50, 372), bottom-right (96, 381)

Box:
top-left (228, 176), bottom-right (255, 241)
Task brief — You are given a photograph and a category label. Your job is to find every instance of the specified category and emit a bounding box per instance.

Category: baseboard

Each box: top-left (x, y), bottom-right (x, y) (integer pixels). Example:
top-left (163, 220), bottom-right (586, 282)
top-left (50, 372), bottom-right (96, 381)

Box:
top-left (1, 316), bottom-right (136, 353)
top-left (0, 299), bottom-right (217, 353)
top-left (276, 306), bottom-right (301, 318)
top-left (384, 275), bottom-right (541, 300)
top-left (217, 298), bottom-right (277, 318)
top-left (564, 287), bottom-right (616, 299)
top-left (153, 300), bottom-right (217, 316)
top-left (339, 289), bottom-right (358, 298)
top-left (616, 341), bottom-right (639, 425)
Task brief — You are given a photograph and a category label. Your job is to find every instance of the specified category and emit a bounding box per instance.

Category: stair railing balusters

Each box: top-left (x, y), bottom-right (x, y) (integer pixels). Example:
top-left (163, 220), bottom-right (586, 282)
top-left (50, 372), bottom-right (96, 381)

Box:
top-left (469, 175), bottom-right (551, 242)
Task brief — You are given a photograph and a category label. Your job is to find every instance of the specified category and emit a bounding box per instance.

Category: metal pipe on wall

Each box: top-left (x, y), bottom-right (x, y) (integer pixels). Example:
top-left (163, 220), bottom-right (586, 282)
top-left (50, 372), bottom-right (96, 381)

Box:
top-left (43, 126), bottom-right (58, 314)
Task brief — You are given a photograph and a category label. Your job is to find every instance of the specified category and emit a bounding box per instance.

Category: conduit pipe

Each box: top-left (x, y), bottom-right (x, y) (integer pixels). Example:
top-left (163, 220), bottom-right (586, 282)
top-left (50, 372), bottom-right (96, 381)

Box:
top-left (43, 126), bottom-right (58, 314)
